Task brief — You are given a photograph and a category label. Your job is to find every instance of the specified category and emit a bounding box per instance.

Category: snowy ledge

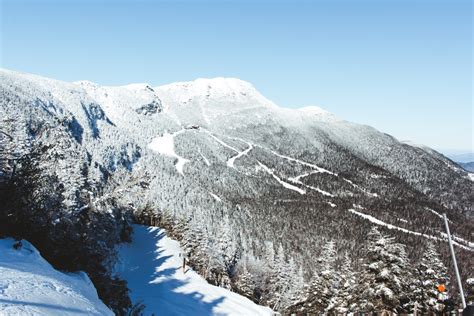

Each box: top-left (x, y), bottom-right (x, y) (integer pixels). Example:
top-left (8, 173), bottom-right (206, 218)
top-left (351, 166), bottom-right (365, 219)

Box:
top-left (0, 238), bottom-right (113, 316)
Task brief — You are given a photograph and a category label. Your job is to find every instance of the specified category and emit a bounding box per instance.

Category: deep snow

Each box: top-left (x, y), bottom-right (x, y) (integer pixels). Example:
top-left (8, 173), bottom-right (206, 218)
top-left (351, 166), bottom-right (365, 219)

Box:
top-left (0, 238), bottom-right (113, 316)
top-left (148, 129), bottom-right (189, 175)
top-left (115, 225), bottom-right (273, 316)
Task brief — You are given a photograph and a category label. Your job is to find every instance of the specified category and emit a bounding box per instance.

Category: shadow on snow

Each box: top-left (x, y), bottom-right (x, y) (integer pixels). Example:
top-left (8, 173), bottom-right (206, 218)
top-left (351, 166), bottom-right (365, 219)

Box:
top-left (119, 226), bottom-right (226, 316)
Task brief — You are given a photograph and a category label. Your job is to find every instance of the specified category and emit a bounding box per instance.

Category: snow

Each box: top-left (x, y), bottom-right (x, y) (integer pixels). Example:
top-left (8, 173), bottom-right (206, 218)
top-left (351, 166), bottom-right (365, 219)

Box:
top-left (297, 106), bottom-right (338, 122)
top-left (209, 192), bottom-right (222, 202)
top-left (441, 233), bottom-right (474, 249)
top-left (115, 225), bottom-right (273, 316)
top-left (269, 150), bottom-right (336, 175)
top-left (401, 140), bottom-right (430, 150)
top-left (343, 178), bottom-right (378, 198)
top-left (199, 151), bottom-right (211, 166)
top-left (468, 173), bottom-right (474, 181)
top-left (287, 168), bottom-right (337, 197)
top-left (288, 174), bottom-right (335, 197)
top-left (288, 170), bottom-right (320, 183)
top-left (0, 238), bottom-right (113, 316)
top-left (302, 184), bottom-right (334, 197)
top-left (348, 209), bottom-right (473, 251)
top-left (298, 106), bottom-right (330, 116)
top-left (369, 173), bottom-right (386, 179)
top-left (423, 207), bottom-right (453, 223)
top-left (227, 142), bottom-right (253, 168)
top-left (156, 77), bottom-right (277, 109)
top-left (3, 68), bottom-right (473, 310)
top-left (148, 130), bottom-right (189, 175)
top-left (256, 161), bottom-right (306, 195)
top-left (204, 130), bottom-right (239, 152)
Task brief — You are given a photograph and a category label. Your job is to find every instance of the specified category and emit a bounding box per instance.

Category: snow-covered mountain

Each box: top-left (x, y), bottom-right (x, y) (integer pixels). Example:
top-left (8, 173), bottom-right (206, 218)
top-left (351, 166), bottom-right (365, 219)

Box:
top-left (0, 68), bottom-right (472, 314)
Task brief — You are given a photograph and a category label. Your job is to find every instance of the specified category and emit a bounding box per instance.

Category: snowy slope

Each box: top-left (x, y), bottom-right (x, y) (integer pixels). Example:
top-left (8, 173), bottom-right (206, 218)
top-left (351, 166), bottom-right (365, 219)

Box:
top-left (115, 225), bottom-right (273, 316)
top-left (0, 238), bottom-right (113, 316)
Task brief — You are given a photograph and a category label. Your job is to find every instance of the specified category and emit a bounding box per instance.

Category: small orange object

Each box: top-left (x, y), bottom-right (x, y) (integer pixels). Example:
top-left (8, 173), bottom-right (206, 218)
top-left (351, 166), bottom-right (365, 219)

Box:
top-left (437, 284), bottom-right (446, 292)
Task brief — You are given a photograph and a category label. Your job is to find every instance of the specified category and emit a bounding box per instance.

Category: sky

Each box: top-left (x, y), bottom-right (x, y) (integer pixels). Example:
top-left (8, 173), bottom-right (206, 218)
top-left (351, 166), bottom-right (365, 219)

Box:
top-left (1, 0), bottom-right (472, 152)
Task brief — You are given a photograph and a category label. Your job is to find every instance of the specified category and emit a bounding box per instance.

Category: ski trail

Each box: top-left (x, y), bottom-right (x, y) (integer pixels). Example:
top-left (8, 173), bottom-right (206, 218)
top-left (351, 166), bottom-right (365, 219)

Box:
top-left (148, 129), bottom-right (189, 175)
top-left (209, 192), bottom-right (222, 202)
top-left (203, 130), bottom-right (239, 152)
top-left (198, 102), bottom-right (211, 125)
top-left (269, 150), bottom-right (336, 175)
top-left (199, 151), bottom-right (211, 166)
top-left (348, 209), bottom-right (473, 251)
top-left (227, 142), bottom-right (253, 168)
top-left (440, 232), bottom-right (474, 248)
top-left (256, 161), bottom-right (306, 195)
top-left (424, 207), bottom-right (453, 223)
top-left (288, 175), bottom-right (334, 197)
top-left (343, 178), bottom-right (378, 198)
top-left (116, 225), bottom-right (273, 316)
top-left (289, 170), bottom-right (321, 183)
top-left (300, 183), bottom-right (334, 197)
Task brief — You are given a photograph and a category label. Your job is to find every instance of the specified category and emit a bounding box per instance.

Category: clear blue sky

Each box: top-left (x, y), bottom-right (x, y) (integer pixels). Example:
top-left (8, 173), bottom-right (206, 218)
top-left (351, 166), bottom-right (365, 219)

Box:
top-left (1, 0), bottom-right (472, 151)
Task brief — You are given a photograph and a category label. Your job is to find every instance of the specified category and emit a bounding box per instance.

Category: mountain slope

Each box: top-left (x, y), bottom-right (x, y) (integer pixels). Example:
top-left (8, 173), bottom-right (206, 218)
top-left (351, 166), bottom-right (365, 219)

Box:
top-left (1, 68), bottom-right (472, 312)
top-left (0, 238), bottom-right (113, 316)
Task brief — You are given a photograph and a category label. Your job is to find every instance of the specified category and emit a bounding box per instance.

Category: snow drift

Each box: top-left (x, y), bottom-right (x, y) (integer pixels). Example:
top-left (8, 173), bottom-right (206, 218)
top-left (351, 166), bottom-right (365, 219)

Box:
top-left (0, 238), bottom-right (113, 316)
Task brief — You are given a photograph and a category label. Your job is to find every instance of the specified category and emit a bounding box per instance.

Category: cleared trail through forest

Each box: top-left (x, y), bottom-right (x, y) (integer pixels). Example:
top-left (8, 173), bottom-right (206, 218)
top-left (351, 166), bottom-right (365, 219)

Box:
top-left (115, 225), bottom-right (273, 316)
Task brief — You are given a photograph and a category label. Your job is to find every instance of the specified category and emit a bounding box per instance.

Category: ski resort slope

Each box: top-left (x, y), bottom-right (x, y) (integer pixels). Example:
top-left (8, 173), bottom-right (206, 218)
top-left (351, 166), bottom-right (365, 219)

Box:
top-left (0, 238), bottom-right (113, 316)
top-left (115, 225), bottom-right (274, 316)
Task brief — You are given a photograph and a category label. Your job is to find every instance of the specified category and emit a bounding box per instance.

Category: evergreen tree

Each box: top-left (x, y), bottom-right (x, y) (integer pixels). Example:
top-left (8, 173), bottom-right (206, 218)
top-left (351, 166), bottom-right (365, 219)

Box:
top-left (260, 241), bottom-right (276, 306)
top-left (268, 243), bottom-right (289, 310)
top-left (297, 240), bottom-right (338, 313)
top-left (413, 242), bottom-right (449, 313)
top-left (331, 253), bottom-right (356, 314)
top-left (466, 278), bottom-right (474, 306)
top-left (234, 262), bottom-right (255, 300)
top-left (357, 227), bottom-right (413, 313)
top-left (286, 259), bottom-right (305, 307)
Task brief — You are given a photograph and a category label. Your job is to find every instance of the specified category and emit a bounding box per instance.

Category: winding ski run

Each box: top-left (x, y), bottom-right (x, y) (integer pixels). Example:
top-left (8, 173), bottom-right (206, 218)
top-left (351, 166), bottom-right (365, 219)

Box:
top-left (348, 208), bottom-right (473, 251)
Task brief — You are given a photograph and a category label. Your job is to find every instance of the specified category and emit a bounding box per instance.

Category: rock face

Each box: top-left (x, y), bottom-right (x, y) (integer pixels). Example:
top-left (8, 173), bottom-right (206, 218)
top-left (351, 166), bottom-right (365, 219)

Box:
top-left (0, 68), bottom-right (472, 310)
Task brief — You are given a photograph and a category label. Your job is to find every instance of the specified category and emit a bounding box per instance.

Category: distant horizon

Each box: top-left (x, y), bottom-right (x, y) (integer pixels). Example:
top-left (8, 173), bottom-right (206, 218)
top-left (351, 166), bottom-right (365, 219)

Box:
top-left (1, 0), bottom-right (472, 151)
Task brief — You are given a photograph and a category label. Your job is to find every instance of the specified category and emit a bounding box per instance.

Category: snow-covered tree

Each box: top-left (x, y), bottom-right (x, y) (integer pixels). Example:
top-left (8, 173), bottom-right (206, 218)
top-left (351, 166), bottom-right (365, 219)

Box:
top-left (234, 261), bottom-right (255, 300)
top-left (265, 243), bottom-right (288, 309)
top-left (286, 259), bottom-right (305, 307)
top-left (295, 240), bottom-right (338, 313)
top-left (413, 242), bottom-right (449, 313)
top-left (330, 253), bottom-right (356, 314)
top-left (357, 227), bottom-right (413, 313)
top-left (466, 277), bottom-right (474, 306)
